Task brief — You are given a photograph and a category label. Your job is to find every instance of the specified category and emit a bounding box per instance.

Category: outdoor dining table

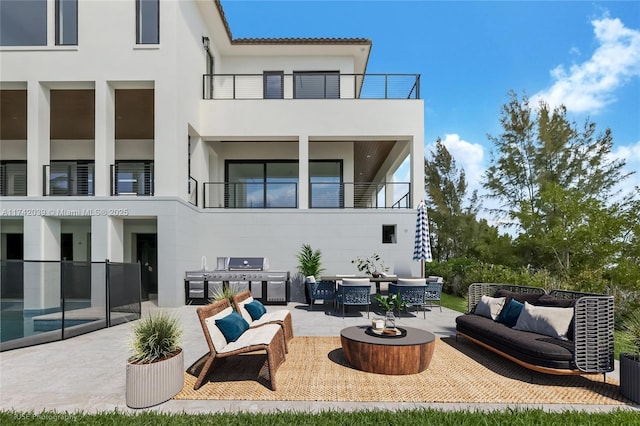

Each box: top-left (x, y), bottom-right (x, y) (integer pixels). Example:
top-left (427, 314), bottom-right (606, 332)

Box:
top-left (320, 275), bottom-right (399, 294)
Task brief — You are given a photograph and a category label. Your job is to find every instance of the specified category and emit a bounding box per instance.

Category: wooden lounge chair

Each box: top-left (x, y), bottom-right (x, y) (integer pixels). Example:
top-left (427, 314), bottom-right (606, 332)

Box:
top-left (194, 298), bottom-right (286, 391)
top-left (232, 290), bottom-right (294, 351)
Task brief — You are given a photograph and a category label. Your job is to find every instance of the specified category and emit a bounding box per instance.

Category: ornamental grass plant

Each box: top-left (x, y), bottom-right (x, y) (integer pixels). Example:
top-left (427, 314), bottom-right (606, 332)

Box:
top-left (129, 311), bottom-right (182, 364)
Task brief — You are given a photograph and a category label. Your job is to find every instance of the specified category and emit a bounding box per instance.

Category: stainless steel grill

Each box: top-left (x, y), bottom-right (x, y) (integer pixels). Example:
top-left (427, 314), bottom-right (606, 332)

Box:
top-left (184, 257), bottom-right (289, 305)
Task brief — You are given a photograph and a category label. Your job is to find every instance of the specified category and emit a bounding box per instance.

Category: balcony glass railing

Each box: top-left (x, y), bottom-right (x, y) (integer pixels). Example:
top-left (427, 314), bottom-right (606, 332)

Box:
top-left (203, 73), bottom-right (420, 100)
top-left (202, 181), bottom-right (410, 209)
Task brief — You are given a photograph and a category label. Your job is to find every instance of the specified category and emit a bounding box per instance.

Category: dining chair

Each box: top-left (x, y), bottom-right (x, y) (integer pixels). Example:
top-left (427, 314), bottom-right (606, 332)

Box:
top-left (306, 276), bottom-right (337, 311)
top-left (425, 276), bottom-right (444, 312)
top-left (336, 278), bottom-right (372, 318)
top-left (389, 278), bottom-right (427, 318)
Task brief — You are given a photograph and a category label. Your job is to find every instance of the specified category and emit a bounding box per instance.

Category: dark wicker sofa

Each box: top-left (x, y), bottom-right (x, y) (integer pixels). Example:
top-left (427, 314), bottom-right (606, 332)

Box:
top-left (455, 283), bottom-right (615, 375)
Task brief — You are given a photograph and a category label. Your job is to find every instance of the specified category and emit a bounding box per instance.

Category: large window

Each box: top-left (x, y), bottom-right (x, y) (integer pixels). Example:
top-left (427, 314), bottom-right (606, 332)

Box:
top-left (56, 0), bottom-right (78, 46)
top-left (264, 72), bottom-right (284, 99)
top-left (114, 161), bottom-right (154, 196)
top-left (49, 161), bottom-right (94, 196)
top-left (226, 161), bottom-right (298, 208)
top-left (0, 0), bottom-right (47, 46)
top-left (136, 0), bottom-right (159, 44)
top-left (294, 72), bottom-right (339, 99)
top-left (0, 161), bottom-right (27, 196)
top-left (309, 161), bottom-right (343, 208)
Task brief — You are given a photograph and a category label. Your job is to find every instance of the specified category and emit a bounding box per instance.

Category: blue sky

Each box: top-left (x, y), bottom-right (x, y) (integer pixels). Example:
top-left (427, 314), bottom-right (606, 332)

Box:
top-left (221, 0), bottom-right (640, 207)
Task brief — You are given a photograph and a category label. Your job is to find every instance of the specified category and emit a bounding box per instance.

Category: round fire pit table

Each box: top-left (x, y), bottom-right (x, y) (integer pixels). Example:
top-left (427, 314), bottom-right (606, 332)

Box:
top-left (340, 325), bottom-right (436, 375)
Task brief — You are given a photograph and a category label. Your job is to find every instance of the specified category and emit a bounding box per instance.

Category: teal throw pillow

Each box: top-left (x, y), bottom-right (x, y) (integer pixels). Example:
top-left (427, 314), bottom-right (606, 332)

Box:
top-left (496, 298), bottom-right (524, 327)
top-left (245, 300), bottom-right (267, 321)
top-left (215, 311), bottom-right (249, 342)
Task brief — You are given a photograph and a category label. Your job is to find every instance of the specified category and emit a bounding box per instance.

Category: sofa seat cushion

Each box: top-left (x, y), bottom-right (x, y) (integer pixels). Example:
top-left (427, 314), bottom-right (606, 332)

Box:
top-left (456, 313), bottom-right (575, 370)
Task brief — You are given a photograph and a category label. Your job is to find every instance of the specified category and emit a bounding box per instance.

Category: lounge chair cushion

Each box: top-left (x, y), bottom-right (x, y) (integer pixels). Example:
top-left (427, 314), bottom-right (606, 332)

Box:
top-left (245, 300), bottom-right (267, 320)
top-left (474, 295), bottom-right (506, 320)
top-left (495, 298), bottom-right (524, 327)
top-left (204, 306), bottom-right (234, 351)
top-left (513, 302), bottom-right (574, 340)
top-left (215, 311), bottom-right (250, 343)
top-left (219, 323), bottom-right (281, 354)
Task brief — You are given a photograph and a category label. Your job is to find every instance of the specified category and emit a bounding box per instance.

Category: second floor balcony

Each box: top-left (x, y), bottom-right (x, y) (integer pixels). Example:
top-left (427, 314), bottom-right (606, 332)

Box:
top-left (203, 181), bottom-right (411, 209)
top-left (203, 73), bottom-right (420, 100)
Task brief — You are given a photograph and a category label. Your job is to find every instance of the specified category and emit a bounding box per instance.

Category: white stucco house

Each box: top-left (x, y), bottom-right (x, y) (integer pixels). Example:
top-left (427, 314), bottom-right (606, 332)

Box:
top-left (0, 0), bottom-right (424, 308)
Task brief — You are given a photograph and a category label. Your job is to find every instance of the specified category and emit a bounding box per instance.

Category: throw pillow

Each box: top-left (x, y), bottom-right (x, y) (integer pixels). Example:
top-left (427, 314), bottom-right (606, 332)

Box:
top-left (215, 311), bottom-right (249, 342)
top-left (474, 295), bottom-right (506, 320)
top-left (513, 302), bottom-right (574, 340)
top-left (495, 298), bottom-right (524, 327)
top-left (245, 299), bottom-right (267, 321)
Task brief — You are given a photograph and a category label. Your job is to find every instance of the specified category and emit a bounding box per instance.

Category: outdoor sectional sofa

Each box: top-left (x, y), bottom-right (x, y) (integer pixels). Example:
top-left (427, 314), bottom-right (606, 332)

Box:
top-left (455, 283), bottom-right (615, 376)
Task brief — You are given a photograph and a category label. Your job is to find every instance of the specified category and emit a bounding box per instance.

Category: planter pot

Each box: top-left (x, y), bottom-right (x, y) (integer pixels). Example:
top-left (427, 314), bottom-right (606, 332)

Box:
top-left (620, 353), bottom-right (640, 404)
top-left (126, 349), bottom-right (184, 409)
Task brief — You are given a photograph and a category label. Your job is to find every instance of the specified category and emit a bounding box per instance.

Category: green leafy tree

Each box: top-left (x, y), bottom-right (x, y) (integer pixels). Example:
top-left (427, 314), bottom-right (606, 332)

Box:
top-left (484, 91), bottom-right (638, 279)
top-left (425, 138), bottom-right (480, 261)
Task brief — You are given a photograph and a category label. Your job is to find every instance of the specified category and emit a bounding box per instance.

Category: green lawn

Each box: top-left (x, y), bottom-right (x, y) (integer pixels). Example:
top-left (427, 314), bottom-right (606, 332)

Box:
top-left (440, 292), bottom-right (468, 313)
top-left (1, 408), bottom-right (636, 425)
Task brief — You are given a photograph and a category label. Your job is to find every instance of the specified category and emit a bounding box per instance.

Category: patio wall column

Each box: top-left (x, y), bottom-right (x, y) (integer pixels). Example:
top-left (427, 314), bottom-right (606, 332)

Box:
top-left (410, 135), bottom-right (424, 208)
top-left (298, 135), bottom-right (309, 209)
top-left (91, 215), bottom-right (124, 263)
top-left (26, 81), bottom-right (50, 196)
top-left (94, 82), bottom-right (115, 196)
top-left (22, 215), bottom-right (60, 312)
top-left (90, 215), bottom-right (124, 307)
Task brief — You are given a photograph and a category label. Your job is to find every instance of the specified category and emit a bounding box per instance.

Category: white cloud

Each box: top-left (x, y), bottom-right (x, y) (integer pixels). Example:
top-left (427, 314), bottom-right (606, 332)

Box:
top-left (532, 17), bottom-right (640, 114)
top-left (439, 134), bottom-right (485, 188)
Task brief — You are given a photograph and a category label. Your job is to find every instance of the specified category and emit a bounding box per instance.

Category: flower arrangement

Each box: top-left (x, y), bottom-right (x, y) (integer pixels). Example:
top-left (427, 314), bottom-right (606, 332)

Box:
top-left (351, 253), bottom-right (389, 277)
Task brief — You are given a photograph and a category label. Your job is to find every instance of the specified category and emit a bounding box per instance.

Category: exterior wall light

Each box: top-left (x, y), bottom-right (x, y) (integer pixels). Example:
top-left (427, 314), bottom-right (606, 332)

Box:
top-left (202, 36), bottom-right (210, 50)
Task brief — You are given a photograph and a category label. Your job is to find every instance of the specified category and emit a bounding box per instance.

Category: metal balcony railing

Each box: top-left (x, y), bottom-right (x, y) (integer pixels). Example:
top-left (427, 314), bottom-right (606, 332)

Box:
top-left (188, 176), bottom-right (198, 206)
top-left (110, 162), bottom-right (154, 196)
top-left (203, 73), bottom-right (420, 100)
top-left (202, 181), bottom-right (410, 209)
top-left (310, 182), bottom-right (411, 209)
top-left (0, 162), bottom-right (27, 196)
top-left (43, 163), bottom-right (95, 196)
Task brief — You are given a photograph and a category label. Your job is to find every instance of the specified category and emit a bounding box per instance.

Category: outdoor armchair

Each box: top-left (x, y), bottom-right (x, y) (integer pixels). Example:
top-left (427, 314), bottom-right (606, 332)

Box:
top-left (194, 298), bottom-right (286, 391)
top-left (232, 290), bottom-right (294, 351)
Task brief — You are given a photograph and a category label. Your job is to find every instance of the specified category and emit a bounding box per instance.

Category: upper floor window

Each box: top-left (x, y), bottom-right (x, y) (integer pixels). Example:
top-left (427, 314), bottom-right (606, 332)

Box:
top-left (113, 161), bottom-right (154, 196)
top-left (264, 72), bottom-right (284, 99)
top-left (48, 161), bottom-right (94, 196)
top-left (136, 0), bottom-right (159, 44)
top-left (294, 72), bottom-right (339, 99)
top-left (0, 0), bottom-right (47, 46)
top-left (0, 161), bottom-right (27, 196)
top-left (56, 0), bottom-right (78, 46)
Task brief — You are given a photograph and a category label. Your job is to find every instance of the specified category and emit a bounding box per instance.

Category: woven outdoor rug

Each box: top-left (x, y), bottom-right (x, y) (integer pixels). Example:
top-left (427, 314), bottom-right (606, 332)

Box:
top-left (174, 336), bottom-right (625, 404)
